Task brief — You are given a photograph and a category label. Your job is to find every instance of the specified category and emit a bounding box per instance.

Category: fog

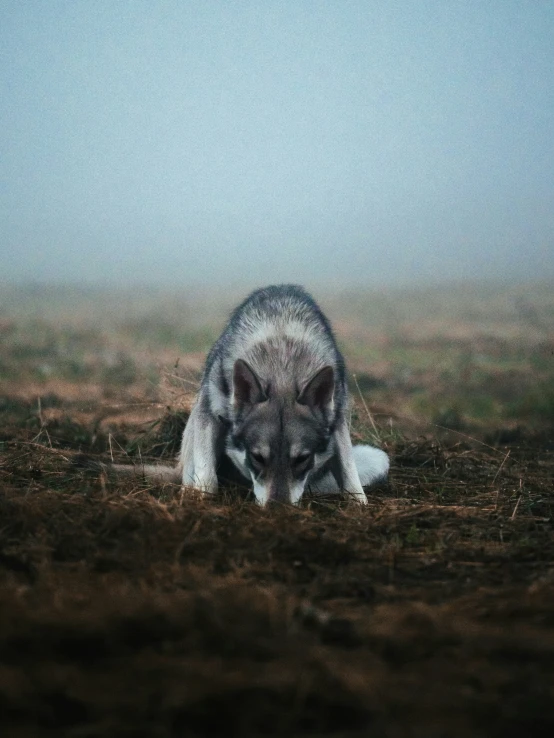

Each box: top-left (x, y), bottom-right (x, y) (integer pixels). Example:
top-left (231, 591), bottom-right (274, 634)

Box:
top-left (1, 1), bottom-right (553, 289)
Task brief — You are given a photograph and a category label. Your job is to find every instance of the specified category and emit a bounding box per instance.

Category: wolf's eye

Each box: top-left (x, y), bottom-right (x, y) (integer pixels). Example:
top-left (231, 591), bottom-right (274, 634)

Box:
top-left (250, 452), bottom-right (266, 467)
top-left (293, 452), bottom-right (311, 467)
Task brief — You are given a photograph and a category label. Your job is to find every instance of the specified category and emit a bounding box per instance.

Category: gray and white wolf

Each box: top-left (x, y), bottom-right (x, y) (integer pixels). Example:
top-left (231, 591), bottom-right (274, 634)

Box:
top-left (110, 285), bottom-right (389, 506)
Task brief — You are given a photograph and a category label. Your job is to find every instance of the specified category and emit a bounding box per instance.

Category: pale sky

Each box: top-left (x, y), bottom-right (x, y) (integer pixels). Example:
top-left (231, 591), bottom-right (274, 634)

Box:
top-left (1, 1), bottom-right (553, 287)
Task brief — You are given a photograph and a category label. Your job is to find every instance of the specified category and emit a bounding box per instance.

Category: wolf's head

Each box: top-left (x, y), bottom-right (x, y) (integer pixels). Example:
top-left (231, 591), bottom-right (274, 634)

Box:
top-left (229, 359), bottom-right (335, 506)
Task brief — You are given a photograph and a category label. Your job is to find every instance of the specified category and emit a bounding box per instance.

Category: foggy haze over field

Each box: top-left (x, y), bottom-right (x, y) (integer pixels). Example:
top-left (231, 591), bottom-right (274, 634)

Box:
top-left (1, 1), bottom-right (553, 288)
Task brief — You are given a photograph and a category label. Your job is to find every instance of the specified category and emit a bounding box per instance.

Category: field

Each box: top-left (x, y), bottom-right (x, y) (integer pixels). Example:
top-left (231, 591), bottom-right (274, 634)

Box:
top-left (1, 280), bottom-right (553, 737)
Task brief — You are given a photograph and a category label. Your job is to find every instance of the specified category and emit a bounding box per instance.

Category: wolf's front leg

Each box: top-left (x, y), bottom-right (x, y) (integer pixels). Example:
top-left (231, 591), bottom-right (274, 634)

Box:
top-left (331, 419), bottom-right (368, 504)
top-left (179, 399), bottom-right (219, 495)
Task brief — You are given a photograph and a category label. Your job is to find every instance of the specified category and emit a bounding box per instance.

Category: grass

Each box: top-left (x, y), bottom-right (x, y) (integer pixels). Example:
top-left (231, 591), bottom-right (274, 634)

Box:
top-left (0, 280), bottom-right (553, 736)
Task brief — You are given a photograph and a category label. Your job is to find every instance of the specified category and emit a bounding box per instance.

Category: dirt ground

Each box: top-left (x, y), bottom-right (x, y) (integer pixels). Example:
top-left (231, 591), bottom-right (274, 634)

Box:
top-left (1, 283), bottom-right (553, 737)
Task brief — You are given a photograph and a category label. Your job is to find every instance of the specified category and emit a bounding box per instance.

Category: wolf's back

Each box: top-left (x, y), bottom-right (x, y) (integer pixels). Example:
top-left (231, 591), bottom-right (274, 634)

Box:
top-left (202, 284), bottom-right (347, 409)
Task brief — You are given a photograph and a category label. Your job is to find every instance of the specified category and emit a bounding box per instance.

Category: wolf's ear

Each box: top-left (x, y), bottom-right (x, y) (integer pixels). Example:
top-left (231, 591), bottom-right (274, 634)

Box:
top-left (233, 359), bottom-right (265, 406)
top-left (298, 366), bottom-right (334, 411)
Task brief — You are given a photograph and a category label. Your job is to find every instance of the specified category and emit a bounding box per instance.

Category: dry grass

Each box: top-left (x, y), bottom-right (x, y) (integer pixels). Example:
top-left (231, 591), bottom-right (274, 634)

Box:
top-left (1, 281), bottom-right (554, 736)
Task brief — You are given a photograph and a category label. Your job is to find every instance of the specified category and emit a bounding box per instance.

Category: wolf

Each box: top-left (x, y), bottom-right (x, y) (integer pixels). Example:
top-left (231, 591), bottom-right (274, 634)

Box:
top-left (108, 285), bottom-right (389, 506)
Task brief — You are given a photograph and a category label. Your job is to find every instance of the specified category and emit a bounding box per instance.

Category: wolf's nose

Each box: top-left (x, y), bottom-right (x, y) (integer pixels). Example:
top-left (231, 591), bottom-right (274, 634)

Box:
top-left (265, 496), bottom-right (291, 508)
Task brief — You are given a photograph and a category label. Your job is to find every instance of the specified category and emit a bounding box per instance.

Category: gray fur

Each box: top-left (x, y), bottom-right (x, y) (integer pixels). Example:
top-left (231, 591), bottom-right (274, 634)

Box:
top-left (177, 285), bottom-right (389, 505)
top-left (91, 285), bottom-right (389, 505)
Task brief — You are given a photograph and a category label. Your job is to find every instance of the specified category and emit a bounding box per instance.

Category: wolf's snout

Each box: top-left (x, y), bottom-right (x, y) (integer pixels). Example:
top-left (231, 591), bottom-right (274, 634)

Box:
top-left (252, 474), bottom-right (302, 506)
top-left (265, 496), bottom-right (291, 508)
top-left (267, 478), bottom-right (293, 505)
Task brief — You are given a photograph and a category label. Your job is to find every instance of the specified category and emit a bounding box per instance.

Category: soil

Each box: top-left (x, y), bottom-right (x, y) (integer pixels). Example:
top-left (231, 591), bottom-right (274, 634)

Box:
top-left (1, 286), bottom-right (553, 737)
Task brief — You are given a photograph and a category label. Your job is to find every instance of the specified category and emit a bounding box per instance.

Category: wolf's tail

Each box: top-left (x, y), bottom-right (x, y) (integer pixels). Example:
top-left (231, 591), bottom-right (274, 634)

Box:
top-left (74, 455), bottom-right (181, 484)
top-left (309, 444), bottom-right (389, 496)
top-left (352, 444), bottom-right (390, 486)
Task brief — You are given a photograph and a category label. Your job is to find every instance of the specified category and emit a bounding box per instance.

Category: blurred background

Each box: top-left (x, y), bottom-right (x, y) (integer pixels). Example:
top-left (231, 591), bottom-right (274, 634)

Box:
top-left (1, 1), bottom-right (553, 441)
top-left (1, 0), bottom-right (553, 288)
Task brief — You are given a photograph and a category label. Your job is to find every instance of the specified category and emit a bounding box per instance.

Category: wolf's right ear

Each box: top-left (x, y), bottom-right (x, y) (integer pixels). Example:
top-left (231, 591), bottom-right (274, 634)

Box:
top-left (233, 359), bottom-right (265, 407)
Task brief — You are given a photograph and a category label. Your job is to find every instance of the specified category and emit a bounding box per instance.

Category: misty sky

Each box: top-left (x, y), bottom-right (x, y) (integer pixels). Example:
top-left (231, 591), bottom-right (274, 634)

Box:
top-left (1, 1), bottom-right (553, 287)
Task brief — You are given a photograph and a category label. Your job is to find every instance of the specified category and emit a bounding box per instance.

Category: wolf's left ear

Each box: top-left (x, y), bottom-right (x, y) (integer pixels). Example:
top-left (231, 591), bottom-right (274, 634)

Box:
top-left (298, 366), bottom-right (334, 411)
